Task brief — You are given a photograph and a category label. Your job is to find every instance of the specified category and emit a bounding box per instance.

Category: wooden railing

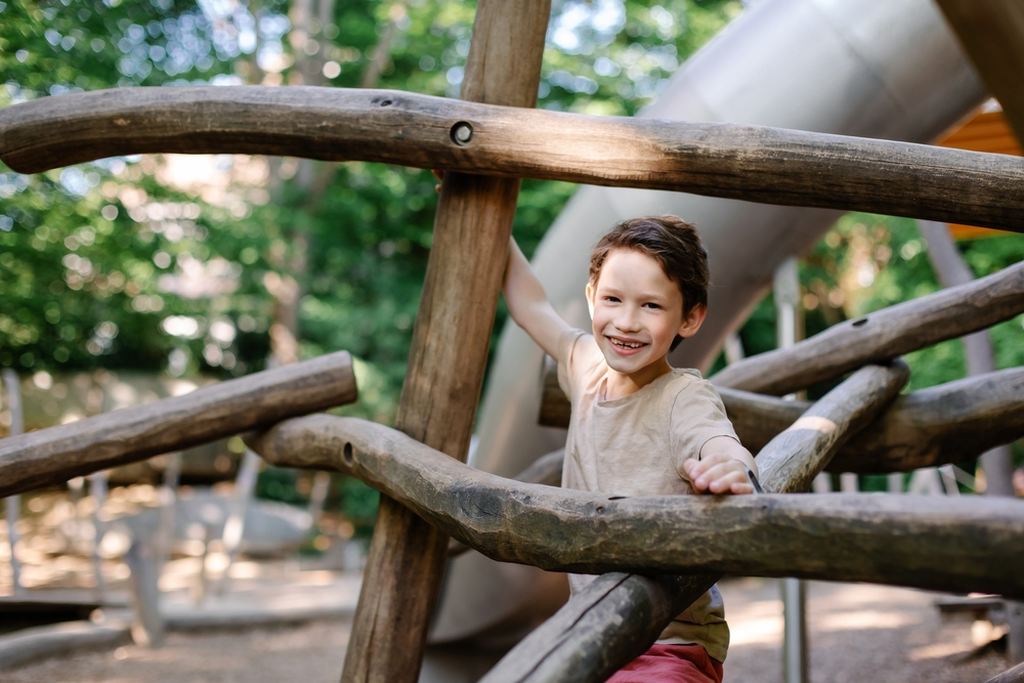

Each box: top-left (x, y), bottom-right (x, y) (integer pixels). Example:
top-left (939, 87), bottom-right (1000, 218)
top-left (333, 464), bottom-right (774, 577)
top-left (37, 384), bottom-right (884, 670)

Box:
top-left (0, 352), bottom-right (356, 498)
top-left (3, 88), bottom-right (1024, 232)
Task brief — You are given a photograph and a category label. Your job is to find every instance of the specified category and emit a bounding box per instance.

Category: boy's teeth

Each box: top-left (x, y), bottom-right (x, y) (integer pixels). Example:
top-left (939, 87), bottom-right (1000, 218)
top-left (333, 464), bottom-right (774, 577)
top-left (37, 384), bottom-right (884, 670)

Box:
top-left (612, 338), bottom-right (641, 348)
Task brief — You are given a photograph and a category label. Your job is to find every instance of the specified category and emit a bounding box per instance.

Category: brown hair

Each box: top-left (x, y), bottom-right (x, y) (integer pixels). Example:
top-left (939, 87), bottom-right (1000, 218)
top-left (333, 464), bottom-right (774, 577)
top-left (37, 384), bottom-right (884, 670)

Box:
top-left (588, 215), bottom-right (709, 350)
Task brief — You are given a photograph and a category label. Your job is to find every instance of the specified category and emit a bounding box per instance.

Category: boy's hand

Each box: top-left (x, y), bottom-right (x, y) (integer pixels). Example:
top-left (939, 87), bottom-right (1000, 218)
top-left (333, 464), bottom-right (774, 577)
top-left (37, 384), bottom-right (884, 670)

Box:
top-left (683, 437), bottom-right (757, 495)
top-left (683, 454), bottom-right (752, 494)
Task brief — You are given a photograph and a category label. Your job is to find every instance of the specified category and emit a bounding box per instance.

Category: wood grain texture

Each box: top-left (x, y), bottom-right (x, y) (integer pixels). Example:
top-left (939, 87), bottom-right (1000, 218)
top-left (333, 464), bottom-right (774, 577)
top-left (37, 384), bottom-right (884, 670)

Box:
top-left (480, 362), bottom-right (910, 682)
top-left (755, 363), bottom-right (909, 492)
top-left (478, 573), bottom-right (710, 683)
top-left (339, 3), bottom-right (550, 682)
top-left (3, 86), bottom-right (1024, 231)
top-left (985, 659), bottom-right (1024, 683)
top-left (541, 365), bottom-right (1024, 473)
top-left (248, 413), bottom-right (1023, 595)
top-left (0, 351), bottom-right (356, 498)
top-left (447, 449), bottom-right (563, 558)
top-left (710, 261), bottom-right (1024, 395)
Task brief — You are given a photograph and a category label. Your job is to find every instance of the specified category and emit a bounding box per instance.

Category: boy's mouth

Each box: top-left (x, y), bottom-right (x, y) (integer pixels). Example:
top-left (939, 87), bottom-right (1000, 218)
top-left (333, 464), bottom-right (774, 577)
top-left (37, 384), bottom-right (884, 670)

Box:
top-left (607, 336), bottom-right (646, 352)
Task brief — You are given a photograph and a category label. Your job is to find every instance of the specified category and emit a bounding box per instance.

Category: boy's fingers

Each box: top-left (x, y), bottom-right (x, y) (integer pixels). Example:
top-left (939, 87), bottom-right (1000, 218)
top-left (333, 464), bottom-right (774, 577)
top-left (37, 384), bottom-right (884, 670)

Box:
top-left (687, 457), bottom-right (755, 495)
top-left (730, 480), bottom-right (754, 494)
top-left (694, 462), bottom-right (736, 487)
top-left (703, 467), bottom-right (752, 494)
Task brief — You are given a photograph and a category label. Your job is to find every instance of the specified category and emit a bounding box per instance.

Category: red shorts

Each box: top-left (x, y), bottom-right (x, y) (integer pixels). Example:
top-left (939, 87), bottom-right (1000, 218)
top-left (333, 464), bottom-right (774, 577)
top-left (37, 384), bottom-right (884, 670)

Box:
top-left (605, 643), bottom-right (724, 683)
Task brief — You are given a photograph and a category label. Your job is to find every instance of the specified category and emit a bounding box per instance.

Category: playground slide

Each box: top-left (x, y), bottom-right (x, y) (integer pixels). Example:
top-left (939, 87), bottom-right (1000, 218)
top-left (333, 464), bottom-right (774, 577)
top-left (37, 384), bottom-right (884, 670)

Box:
top-left (427, 0), bottom-right (986, 653)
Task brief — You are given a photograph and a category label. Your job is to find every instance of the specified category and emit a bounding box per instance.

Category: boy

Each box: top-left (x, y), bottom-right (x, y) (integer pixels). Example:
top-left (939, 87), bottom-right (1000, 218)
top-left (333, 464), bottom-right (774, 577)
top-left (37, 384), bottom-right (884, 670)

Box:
top-left (503, 215), bottom-right (756, 682)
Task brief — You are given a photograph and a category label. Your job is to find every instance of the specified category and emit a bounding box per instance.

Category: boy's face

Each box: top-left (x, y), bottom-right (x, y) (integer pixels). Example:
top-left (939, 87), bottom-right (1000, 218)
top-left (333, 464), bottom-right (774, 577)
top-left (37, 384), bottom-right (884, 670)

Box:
top-left (585, 248), bottom-right (706, 383)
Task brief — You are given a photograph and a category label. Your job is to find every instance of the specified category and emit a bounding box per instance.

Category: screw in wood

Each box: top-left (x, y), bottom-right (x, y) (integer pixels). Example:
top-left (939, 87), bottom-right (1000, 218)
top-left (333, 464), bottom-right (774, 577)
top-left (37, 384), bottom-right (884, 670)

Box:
top-left (450, 121), bottom-right (474, 146)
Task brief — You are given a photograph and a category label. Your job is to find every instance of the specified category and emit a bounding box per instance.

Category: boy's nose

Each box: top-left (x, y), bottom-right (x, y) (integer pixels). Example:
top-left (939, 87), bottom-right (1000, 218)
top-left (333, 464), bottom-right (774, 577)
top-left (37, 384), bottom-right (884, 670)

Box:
top-left (615, 307), bottom-right (641, 331)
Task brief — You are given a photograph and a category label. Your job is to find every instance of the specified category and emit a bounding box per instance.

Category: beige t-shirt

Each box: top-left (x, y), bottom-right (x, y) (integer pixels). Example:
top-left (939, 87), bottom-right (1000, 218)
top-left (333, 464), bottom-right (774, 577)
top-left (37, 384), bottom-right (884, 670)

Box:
top-left (557, 329), bottom-right (738, 662)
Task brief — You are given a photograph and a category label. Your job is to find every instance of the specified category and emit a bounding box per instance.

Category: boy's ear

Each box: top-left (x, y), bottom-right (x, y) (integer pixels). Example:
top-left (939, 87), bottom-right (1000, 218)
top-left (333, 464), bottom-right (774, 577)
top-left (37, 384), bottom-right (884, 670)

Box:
top-left (585, 281), bottom-right (595, 319)
top-left (677, 303), bottom-right (707, 339)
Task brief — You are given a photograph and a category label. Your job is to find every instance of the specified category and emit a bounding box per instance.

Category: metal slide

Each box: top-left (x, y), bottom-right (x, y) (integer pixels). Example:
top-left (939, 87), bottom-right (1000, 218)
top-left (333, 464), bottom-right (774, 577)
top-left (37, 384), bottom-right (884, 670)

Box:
top-left (427, 0), bottom-right (986, 655)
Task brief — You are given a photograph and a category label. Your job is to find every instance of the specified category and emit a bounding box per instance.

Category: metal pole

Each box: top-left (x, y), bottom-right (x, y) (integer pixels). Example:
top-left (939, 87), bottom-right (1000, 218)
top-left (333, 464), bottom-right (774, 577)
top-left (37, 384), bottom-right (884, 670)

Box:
top-left (774, 257), bottom-right (809, 683)
top-left (2, 370), bottom-right (24, 594)
top-left (215, 448), bottom-right (261, 591)
top-left (88, 471), bottom-right (108, 601)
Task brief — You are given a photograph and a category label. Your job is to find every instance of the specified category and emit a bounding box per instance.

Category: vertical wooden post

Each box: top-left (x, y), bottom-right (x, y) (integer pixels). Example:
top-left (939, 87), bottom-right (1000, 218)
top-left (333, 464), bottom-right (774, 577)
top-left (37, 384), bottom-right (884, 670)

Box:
top-left (341, 2), bottom-right (551, 681)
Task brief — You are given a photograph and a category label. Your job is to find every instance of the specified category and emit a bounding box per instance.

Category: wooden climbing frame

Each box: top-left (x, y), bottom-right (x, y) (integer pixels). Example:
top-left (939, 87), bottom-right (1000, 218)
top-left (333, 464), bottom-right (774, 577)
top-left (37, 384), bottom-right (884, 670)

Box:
top-left (1, 1), bottom-right (1024, 681)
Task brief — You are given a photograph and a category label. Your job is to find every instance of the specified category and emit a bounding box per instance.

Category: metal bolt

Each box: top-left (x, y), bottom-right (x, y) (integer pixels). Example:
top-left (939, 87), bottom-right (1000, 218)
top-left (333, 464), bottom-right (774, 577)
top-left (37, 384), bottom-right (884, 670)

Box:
top-left (451, 121), bottom-right (473, 145)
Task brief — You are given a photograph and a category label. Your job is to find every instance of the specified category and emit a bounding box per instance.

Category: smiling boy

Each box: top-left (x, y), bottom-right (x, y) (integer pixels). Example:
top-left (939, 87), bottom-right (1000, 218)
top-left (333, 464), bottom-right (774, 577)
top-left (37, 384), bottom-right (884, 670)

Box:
top-left (503, 215), bottom-right (756, 682)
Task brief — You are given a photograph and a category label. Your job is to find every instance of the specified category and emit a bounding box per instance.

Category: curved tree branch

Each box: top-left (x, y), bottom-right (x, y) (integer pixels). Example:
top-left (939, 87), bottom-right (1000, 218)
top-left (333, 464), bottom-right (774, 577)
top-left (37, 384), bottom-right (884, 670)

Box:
top-left (3, 86), bottom-right (1024, 230)
top-left (710, 261), bottom-right (1024, 394)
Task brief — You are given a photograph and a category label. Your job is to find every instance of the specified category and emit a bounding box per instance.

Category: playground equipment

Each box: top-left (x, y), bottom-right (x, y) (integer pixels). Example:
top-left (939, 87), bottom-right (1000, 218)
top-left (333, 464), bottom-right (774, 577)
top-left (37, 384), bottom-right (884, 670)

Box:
top-left (443, 0), bottom-right (999, 650)
top-left (1, 1), bottom-right (1023, 682)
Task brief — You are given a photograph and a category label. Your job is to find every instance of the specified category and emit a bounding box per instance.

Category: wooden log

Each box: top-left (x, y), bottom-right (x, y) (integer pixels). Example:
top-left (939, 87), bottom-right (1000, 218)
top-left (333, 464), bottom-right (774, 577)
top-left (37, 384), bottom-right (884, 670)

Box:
top-left (541, 364), bottom-right (1024, 473)
top-left (936, 1), bottom-right (1024, 147)
top-left (477, 573), bottom-right (708, 683)
top-left (987, 660), bottom-right (1024, 683)
top-left (339, 3), bottom-right (550, 682)
top-left (755, 361), bottom-right (909, 491)
top-left (479, 362), bottom-right (910, 683)
top-left (4, 88), bottom-right (1024, 232)
top-left (0, 351), bottom-right (356, 498)
top-left (248, 415), bottom-right (1024, 596)
top-left (710, 261), bottom-right (1024, 395)
top-left (447, 449), bottom-right (563, 557)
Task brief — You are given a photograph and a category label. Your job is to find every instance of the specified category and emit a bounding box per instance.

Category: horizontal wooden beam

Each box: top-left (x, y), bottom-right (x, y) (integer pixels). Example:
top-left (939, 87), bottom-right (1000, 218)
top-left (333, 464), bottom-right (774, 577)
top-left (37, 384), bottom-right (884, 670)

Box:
top-left (250, 420), bottom-right (1024, 591)
top-left (248, 412), bottom-right (1023, 600)
top-left (447, 449), bottom-right (563, 558)
top-left (711, 261), bottom-right (1024, 395)
top-left (0, 352), bottom-right (356, 497)
top-left (801, 367), bottom-right (1023, 473)
top-left (481, 363), bottom-right (911, 682)
top-left (3, 87), bottom-right (1024, 231)
top-left (541, 365), bottom-right (1024, 473)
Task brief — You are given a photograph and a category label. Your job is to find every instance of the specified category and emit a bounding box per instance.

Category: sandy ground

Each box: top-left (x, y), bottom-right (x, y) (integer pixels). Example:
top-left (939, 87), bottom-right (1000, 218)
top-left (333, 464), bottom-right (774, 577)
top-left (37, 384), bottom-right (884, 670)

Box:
top-left (2, 575), bottom-right (1012, 683)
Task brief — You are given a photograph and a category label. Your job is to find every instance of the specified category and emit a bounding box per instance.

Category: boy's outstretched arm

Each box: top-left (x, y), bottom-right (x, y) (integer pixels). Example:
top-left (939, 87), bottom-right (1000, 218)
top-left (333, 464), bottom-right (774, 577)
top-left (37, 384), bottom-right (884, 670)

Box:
top-left (504, 237), bottom-right (573, 359)
top-left (683, 437), bottom-right (758, 495)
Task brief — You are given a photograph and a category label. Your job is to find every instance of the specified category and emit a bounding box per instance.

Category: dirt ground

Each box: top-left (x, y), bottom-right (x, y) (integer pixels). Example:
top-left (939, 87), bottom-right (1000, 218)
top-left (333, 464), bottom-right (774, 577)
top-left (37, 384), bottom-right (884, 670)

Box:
top-left (3, 576), bottom-right (1012, 683)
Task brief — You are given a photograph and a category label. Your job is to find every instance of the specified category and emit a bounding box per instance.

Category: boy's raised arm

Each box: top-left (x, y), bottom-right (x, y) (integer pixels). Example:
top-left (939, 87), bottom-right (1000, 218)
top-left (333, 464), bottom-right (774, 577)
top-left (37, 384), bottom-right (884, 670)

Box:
top-left (504, 237), bottom-right (573, 360)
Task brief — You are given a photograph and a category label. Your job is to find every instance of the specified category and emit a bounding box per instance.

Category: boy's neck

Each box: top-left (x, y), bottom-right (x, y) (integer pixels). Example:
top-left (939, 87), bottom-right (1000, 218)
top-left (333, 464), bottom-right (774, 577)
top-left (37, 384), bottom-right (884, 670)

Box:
top-left (603, 357), bottom-right (673, 400)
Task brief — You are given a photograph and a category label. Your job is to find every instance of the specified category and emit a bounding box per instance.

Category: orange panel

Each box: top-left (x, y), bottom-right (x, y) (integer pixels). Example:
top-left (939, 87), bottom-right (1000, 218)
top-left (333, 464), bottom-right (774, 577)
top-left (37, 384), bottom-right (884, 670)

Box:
top-left (938, 110), bottom-right (1019, 238)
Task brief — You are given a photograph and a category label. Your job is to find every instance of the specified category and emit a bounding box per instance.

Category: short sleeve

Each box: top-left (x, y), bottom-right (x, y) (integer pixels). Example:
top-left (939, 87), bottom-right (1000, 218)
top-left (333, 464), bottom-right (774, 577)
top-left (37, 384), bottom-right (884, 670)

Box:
top-left (556, 328), bottom-right (587, 398)
top-left (670, 378), bottom-right (740, 483)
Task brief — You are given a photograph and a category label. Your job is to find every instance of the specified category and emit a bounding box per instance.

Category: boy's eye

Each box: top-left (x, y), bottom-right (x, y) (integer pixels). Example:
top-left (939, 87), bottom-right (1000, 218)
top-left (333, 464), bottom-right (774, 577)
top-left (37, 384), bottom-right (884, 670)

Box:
top-left (603, 296), bottom-right (620, 303)
top-left (643, 302), bottom-right (661, 310)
